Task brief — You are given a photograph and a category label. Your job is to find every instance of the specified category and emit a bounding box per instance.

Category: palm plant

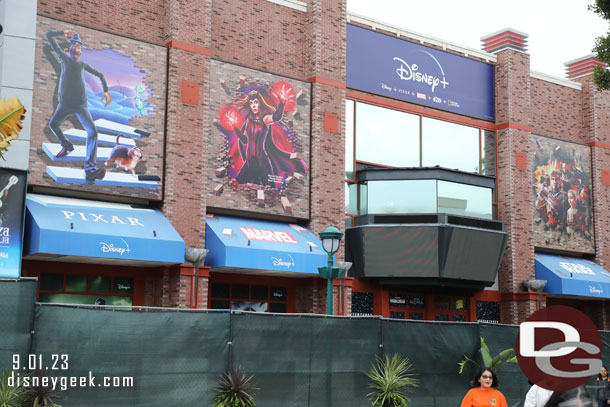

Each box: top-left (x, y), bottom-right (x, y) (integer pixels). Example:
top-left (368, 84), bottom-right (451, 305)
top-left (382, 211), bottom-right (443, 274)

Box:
top-left (458, 336), bottom-right (517, 375)
top-left (0, 96), bottom-right (26, 160)
top-left (365, 353), bottom-right (419, 407)
top-left (0, 369), bottom-right (27, 407)
top-left (213, 366), bottom-right (257, 407)
top-left (24, 369), bottom-right (63, 407)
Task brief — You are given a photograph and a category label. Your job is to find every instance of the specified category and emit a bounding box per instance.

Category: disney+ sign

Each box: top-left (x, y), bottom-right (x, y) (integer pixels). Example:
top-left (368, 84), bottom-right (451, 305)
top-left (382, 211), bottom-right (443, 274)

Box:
top-left (347, 24), bottom-right (495, 121)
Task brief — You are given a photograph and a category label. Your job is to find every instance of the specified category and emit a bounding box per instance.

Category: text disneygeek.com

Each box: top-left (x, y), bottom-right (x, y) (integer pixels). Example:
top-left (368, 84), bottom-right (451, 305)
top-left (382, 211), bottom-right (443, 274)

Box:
top-left (9, 371), bottom-right (134, 391)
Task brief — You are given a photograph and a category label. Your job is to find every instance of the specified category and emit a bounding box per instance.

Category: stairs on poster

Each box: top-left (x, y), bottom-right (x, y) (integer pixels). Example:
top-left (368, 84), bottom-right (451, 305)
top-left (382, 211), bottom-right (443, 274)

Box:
top-left (44, 119), bottom-right (158, 188)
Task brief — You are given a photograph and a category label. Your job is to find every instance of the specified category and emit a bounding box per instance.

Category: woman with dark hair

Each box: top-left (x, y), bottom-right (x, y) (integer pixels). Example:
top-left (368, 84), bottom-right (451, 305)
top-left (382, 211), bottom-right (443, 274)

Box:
top-left (595, 366), bottom-right (610, 407)
top-left (461, 367), bottom-right (508, 407)
top-left (543, 385), bottom-right (592, 407)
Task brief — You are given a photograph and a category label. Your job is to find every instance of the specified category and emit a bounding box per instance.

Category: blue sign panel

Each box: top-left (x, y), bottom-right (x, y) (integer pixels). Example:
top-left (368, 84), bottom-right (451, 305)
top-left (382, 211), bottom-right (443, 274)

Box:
top-left (535, 253), bottom-right (610, 298)
top-left (0, 169), bottom-right (27, 278)
top-left (24, 194), bottom-right (184, 264)
top-left (205, 215), bottom-right (329, 274)
top-left (347, 24), bottom-right (495, 121)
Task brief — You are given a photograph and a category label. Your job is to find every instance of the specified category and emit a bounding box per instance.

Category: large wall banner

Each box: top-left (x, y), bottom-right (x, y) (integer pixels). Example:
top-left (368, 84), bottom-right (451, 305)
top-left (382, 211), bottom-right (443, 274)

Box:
top-left (531, 135), bottom-right (594, 254)
top-left (0, 168), bottom-right (27, 278)
top-left (30, 17), bottom-right (167, 200)
top-left (347, 24), bottom-right (495, 121)
top-left (207, 60), bottom-right (311, 218)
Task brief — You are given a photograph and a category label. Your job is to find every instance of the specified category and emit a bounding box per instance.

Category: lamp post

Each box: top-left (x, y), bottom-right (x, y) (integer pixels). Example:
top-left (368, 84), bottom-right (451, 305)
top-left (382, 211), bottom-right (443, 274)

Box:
top-left (318, 226), bottom-right (343, 315)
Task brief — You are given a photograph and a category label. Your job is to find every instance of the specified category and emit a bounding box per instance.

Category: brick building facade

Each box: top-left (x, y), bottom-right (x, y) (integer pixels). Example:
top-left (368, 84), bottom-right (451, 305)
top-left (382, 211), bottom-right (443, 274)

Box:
top-left (1, 0), bottom-right (608, 328)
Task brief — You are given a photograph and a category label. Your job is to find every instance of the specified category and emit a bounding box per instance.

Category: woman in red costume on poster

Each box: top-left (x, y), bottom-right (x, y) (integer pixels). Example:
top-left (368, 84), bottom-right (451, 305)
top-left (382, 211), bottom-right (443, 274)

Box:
top-left (222, 82), bottom-right (306, 187)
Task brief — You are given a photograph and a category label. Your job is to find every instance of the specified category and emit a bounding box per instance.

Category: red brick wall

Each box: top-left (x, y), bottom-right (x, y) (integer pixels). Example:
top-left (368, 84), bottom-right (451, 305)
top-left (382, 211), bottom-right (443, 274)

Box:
top-left (495, 50), bottom-right (536, 324)
top-left (163, 49), bottom-right (210, 249)
top-left (211, 1), bottom-right (308, 78)
top-left (37, 0), bottom-right (166, 44)
top-left (530, 78), bottom-right (585, 142)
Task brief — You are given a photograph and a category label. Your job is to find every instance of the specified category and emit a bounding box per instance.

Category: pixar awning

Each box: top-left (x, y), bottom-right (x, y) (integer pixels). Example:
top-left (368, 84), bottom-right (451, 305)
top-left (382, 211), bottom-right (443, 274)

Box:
top-left (535, 253), bottom-right (610, 298)
top-left (205, 214), bottom-right (328, 275)
top-left (24, 194), bottom-right (184, 266)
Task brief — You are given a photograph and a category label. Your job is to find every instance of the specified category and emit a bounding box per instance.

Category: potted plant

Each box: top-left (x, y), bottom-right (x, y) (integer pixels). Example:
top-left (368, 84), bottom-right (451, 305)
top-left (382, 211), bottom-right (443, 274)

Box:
top-left (24, 369), bottom-right (63, 407)
top-left (365, 353), bottom-right (419, 407)
top-left (0, 369), bottom-right (27, 407)
top-left (213, 366), bottom-right (257, 407)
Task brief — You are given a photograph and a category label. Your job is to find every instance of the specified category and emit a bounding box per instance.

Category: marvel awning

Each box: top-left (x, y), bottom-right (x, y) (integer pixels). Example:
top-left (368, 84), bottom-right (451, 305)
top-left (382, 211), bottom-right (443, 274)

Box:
top-left (535, 253), bottom-right (610, 298)
top-left (205, 214), bottom-right (328, 275)
top-left (24, 194), bottom-right (184, 266)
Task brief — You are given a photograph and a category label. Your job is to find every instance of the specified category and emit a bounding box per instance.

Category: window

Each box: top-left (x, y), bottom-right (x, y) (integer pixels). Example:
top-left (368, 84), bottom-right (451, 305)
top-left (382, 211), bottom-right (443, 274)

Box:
top-left (358, 179), bottom-right (493, 219)
top-left (345, 99), bottom-right (498, 225)
top-left (38, 273), bottom-right (134, 306)
top-left (421, 117), bottom-right (479, 173)
top-left (209, 283), bottom-right (288, 313)
top-left (434, 296), bottom-right (469, 321)
top-left (355, 102), bottom-right (420, 168)
top-left (389, 293), bottom-right (428, 321)
top-left (361, 180), bottom-right (437, 215)
top-left (388, 292), bottom-right (470, 321)
top-left (437, 181), bottom-right (492, 219)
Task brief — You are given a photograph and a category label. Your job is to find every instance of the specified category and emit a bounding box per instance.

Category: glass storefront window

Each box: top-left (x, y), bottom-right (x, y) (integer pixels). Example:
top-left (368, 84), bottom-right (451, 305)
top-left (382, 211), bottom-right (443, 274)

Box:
top-left (355, 102), bottom-right (420, 167)
top-left (90, 276), bottom-right (111, 293)
top-left (437, 181), bottom-right (492, 219)
top-left (209, 283), bottom-right (287, 313)
top-left (232, 284), bottom-right (249, 300)
top-left (359, 183), bottom-right (368, 215)
top-left (40, 273), bottom-right (63, 291)
top-left (65, 275), bottom-right (87, 292)
top-left (422, 117), bottom-right (479, 173)
top-left (38, 273), bottom-right (134, 306)
top-left (346, 100), bottom-right (355, 180)
top-left (345, 183), bottom-right (358, 215)
top-left (362, 180), bottom-right (436, 215)
top-left (358, 179), bottom-right (492, 219)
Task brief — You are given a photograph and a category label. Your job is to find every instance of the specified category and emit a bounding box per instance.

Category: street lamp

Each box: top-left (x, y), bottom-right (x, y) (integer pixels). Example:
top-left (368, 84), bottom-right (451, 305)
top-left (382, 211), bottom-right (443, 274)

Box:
top-left (318, 226), bottom-right (343, 315)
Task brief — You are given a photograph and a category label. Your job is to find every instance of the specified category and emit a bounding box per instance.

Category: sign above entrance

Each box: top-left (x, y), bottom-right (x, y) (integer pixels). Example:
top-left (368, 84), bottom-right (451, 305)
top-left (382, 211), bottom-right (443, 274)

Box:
top-left (347, 24), bottom-right (495, 121)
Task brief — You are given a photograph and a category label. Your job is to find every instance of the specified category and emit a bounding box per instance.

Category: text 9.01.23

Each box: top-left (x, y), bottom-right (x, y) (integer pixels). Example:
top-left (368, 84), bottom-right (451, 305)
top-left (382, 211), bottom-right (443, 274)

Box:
top-left (13, 354), bottom-right (69, 371)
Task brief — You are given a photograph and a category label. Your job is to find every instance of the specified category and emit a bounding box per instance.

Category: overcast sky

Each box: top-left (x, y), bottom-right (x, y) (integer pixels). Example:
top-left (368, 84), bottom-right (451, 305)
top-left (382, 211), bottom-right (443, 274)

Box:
top-left (346, 0), bottom-right (609, 79)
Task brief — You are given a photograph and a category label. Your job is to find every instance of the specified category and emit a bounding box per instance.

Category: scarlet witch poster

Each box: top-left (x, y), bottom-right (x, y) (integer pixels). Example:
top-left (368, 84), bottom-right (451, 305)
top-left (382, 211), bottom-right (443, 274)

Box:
top-left (207, 60), bottom-right (311, 218)
top-left (0, 168), bottom-right (27, 278)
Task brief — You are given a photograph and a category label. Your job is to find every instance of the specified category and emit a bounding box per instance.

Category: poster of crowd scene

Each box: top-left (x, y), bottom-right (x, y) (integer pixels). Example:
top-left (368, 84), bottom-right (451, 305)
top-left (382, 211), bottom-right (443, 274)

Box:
top-left (207, 60), bottom-right (311, 218)
top-left (30, 17), bottom-right (167, 200)
top-left (532, 135), bottom-right (594, 253)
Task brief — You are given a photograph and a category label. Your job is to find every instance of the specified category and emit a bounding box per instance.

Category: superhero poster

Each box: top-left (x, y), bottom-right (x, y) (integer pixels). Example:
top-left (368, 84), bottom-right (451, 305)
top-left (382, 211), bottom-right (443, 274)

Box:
top-left (30, 17), bottom-right (167, 200)
top-left (531, 135), bottom-right (594, 254)
top-left (207, 60), bottom-right (311, 218)
top-left (0, 168), bottom-right (27, 278)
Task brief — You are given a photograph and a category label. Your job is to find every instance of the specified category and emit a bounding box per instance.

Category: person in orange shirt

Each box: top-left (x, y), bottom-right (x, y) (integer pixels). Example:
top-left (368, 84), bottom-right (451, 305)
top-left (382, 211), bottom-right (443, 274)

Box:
top-left (461, 368), bottom-right (508, 407)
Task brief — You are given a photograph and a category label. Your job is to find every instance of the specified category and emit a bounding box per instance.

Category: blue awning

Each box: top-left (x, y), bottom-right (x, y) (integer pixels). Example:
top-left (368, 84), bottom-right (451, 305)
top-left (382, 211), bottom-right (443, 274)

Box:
top-left (535, 253), bottom-right (610, 298)
top-left (24, 194), bottom-right (184, 265)
top-left (205, 215), bottom-right (329, 275)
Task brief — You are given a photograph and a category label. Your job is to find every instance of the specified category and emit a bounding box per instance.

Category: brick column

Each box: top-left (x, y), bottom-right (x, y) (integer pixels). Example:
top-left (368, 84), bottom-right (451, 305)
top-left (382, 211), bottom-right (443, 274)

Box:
top-left (160, 267), bottom-right (181, 307)
top-left (493, 47), bottom-right (536, 324)
top-left (301, 0), bottom-right (347, 314)
top-left (162, 0), bottom-right (212, 249)
top-left (578, 76), bottom-right (610, 272)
